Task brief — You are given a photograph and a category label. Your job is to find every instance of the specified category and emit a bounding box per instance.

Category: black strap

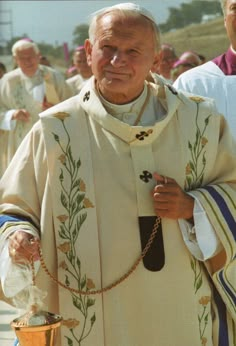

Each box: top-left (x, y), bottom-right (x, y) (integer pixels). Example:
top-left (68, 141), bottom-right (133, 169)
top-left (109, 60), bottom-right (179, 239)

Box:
top-left (139, 216), bottom-right (165, 271)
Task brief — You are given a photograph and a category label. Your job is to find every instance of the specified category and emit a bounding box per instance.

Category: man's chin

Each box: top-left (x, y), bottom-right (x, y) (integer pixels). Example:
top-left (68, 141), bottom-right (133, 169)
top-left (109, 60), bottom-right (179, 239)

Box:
top-left (103, 77), bottom-right (129, 87)
top-left (22, 68), bottom-right (38, 77)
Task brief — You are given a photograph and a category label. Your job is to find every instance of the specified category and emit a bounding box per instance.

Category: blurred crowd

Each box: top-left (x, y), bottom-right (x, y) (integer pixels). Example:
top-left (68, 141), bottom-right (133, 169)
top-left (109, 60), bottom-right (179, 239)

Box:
top-left (152, 43), bottom-right (206, 83)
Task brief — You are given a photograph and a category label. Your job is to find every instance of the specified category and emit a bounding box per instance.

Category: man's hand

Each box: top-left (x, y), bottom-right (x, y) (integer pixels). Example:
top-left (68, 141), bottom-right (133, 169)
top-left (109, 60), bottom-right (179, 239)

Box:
top-left (42, 97), bottom-right (54, 111)
top-left (12, 109), bottom-right (31, 122)
top-left (8, 231), bottom-right (40, 264)
top-left (152, 172), bottom-right (194, 220)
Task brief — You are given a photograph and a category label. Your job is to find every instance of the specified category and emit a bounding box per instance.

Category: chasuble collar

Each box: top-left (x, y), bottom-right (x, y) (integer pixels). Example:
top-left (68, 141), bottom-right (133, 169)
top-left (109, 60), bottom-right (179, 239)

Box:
top-left (78, 77), bottom-right (181, 145)
top-left (98, 83), bottom-right (148, 125)
top-left (20, 68), bottom-right (41, 82)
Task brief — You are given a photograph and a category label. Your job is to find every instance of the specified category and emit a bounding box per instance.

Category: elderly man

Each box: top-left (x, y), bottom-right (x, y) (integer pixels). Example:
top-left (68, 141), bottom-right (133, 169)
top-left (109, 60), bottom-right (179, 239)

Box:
top-left (66, 45), bottom-right (93, 94)
top-left (0, 3), bottom-right (235, 346)
top-left (174, 0), bottom-right (236, 137)
top-left (0, 38), bottom-right (72, 176)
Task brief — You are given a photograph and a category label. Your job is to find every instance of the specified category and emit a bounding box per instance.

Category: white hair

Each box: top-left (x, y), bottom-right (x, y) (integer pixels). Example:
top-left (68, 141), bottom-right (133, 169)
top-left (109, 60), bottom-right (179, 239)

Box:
top-left (88, 2), bottom-right (161, 52)
top-left (12, 39), bottom-right (40, 56)
top-left (220, 0), bottom-right (227, 16)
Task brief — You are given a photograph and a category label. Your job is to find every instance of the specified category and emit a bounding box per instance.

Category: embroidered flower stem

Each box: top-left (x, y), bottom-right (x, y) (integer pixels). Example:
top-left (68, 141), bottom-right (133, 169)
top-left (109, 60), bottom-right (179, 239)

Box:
top-left (52, 114), bottom-right (96, 345)
top-left (184, 97), bottom-right (212, 191)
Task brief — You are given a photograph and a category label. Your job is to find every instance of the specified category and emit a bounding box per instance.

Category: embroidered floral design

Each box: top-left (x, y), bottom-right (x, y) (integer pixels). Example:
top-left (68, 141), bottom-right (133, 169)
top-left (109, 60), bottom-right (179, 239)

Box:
top-left (59, 261), bottom-right (68, 270)
top-left (79, 179), bottom-right (86, 192)
top-left (62, 319), bottom-right (80, 329)
top-left (191, 248), bottom-right (211, 344)
top-left (191, 257), bottom-right (203, 294)
top-left (198, 296), bottom-right (210, 344)
top-left (58, 241), bottom-right (71, 253)
top-left (83, 197), bottom-right (94, 208)
top-left (57, 215), bottom-right (69, 223)
top-left (189, 96), bottom-right (205, 103)
top-left (12, 81), bottom-right (30, 140)
top-left (52, 115), bottom-right (96, 345)
top-left (186, 97), bottom-right (212, 345)
top-left (184, 97), bottom-right (212, 191)
top-left (53, 112), bottom-right (70, 120)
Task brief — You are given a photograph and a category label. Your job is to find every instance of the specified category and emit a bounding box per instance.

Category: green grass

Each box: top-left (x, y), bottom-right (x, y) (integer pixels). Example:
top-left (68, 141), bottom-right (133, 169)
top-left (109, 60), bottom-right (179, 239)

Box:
top-left (162, 16), bottom-right (229, 60)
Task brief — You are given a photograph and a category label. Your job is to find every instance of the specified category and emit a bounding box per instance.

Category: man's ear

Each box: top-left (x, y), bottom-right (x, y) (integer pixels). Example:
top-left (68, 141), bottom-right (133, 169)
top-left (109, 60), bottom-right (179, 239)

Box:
top-left (84, 39), bottom-right (92, 66)
top-left (13, 56), bottom-right (18, 66)
top-left (36, 52), bottom-right (41, 63)
top-left (151, 52), bottom-right (161, 73)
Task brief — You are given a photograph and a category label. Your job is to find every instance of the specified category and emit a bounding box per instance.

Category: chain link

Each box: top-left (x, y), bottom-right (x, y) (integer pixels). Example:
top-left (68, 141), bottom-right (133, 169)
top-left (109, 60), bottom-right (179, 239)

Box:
top-left (34, 216), bottom-right (161, 296)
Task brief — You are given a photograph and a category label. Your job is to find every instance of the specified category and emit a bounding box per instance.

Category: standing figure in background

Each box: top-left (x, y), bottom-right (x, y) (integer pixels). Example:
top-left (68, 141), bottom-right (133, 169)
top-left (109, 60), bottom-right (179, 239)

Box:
top-left (0, 62), bottom-right (7, 79)
top-left (0, 3), bottom-right (235, 346)
top-left (177, 51), bottom-right (201, 68)
top-left (39, 55), bottom-right (51, 67)
top-left (0, 38), bottom-right (73, 177)
top-left (171, 51), bottom-right (201, 81)
top-left (154, 43), bottom-right (178, 83)
top-left (66, 45), bottom-right (93, 94)
top-left (174, 0), bottom-right (236, 137)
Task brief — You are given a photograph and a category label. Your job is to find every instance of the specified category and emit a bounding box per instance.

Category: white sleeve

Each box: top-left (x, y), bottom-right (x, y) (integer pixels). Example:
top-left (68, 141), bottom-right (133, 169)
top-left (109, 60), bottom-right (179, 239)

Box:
top-left (32, 83), bottom-right (45, 103)
top-left (179, 196), bottom-right (223, 261)
top-left (1, 110), bottom-right (16, 130)
top-left (0, 227), bottom-right (40, 298)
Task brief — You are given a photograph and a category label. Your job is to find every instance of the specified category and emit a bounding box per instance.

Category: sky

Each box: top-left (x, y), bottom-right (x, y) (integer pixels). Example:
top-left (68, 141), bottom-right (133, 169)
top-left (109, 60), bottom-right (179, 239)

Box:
top-left (0, 0), bottom-right (192, 48)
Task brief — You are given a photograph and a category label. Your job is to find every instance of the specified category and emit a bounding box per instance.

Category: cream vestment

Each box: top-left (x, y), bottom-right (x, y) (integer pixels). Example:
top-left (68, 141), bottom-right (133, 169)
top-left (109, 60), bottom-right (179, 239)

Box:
top-left (0, 78), bottom-right (235, 346)
top-left (0, 65), bottom-right (73, 176)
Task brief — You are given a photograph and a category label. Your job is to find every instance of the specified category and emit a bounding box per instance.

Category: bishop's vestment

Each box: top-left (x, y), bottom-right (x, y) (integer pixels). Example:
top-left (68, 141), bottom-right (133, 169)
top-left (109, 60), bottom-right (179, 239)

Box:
top-left (0, 78), bottom-right (235, 346)
top-left (0, 65), bottom-right (72, 176)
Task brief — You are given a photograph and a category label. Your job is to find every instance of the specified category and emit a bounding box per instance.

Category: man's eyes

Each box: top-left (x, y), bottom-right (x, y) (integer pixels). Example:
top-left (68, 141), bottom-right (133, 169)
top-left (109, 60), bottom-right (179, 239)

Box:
top-left (102, 45), bottom-right (114, 51)
top-left (102, 46), bottom-right (139, 55)
top-left (229, 5), bottom-right (236, 12)
top-left (128, 49), bottom-right (139, 55)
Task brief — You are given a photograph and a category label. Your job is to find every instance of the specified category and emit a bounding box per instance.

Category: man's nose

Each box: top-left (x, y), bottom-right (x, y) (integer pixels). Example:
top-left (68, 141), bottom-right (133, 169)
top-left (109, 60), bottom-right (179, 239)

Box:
top-left (110, 51), bottom-right (126, 66)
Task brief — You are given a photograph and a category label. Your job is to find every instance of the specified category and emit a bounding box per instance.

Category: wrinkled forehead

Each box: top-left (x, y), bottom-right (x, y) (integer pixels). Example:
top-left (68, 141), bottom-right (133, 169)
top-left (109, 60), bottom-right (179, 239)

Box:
top-left (102, 11), bottom-right (151, 25)
top-left (15, 47), bottom-right (38, 57)
top-left (97, 12), bottom-right (153, 37)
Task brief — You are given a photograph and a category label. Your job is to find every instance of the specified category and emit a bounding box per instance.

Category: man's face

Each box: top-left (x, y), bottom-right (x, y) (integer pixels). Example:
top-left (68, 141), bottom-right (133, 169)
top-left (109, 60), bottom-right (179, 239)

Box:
top-left (85, 13), bottom-right (159, 104)
top-left (158, 48), bottom-right (177, 77)
top-left (15, 47), bottom-right (40, 77)
top-left (224, 0), bottom-right (236, 49)
top-left (73, 50), bottom-right (92, 78)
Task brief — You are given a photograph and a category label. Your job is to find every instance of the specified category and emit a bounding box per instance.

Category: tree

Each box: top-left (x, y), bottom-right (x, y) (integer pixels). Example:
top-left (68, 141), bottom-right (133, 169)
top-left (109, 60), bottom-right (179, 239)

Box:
top-left (72, 24), bottom-right (89, 47)
top-left (159, 0), bottom-right (222, 33)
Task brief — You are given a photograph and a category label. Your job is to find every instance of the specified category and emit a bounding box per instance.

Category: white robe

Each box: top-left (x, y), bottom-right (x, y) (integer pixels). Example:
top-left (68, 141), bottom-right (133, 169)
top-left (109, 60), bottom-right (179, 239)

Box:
top-left (173, 61), bottom-right (236, 137)
top-left (66, 74), bottom-right (90, 95)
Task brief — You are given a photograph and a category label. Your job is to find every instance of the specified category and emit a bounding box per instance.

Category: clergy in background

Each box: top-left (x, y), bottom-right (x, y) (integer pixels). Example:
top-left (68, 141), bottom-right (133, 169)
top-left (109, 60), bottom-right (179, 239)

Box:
top-left (174, 0), bottom-right (236, 138)
top-left (0, 38), bottom-right (73, 177)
